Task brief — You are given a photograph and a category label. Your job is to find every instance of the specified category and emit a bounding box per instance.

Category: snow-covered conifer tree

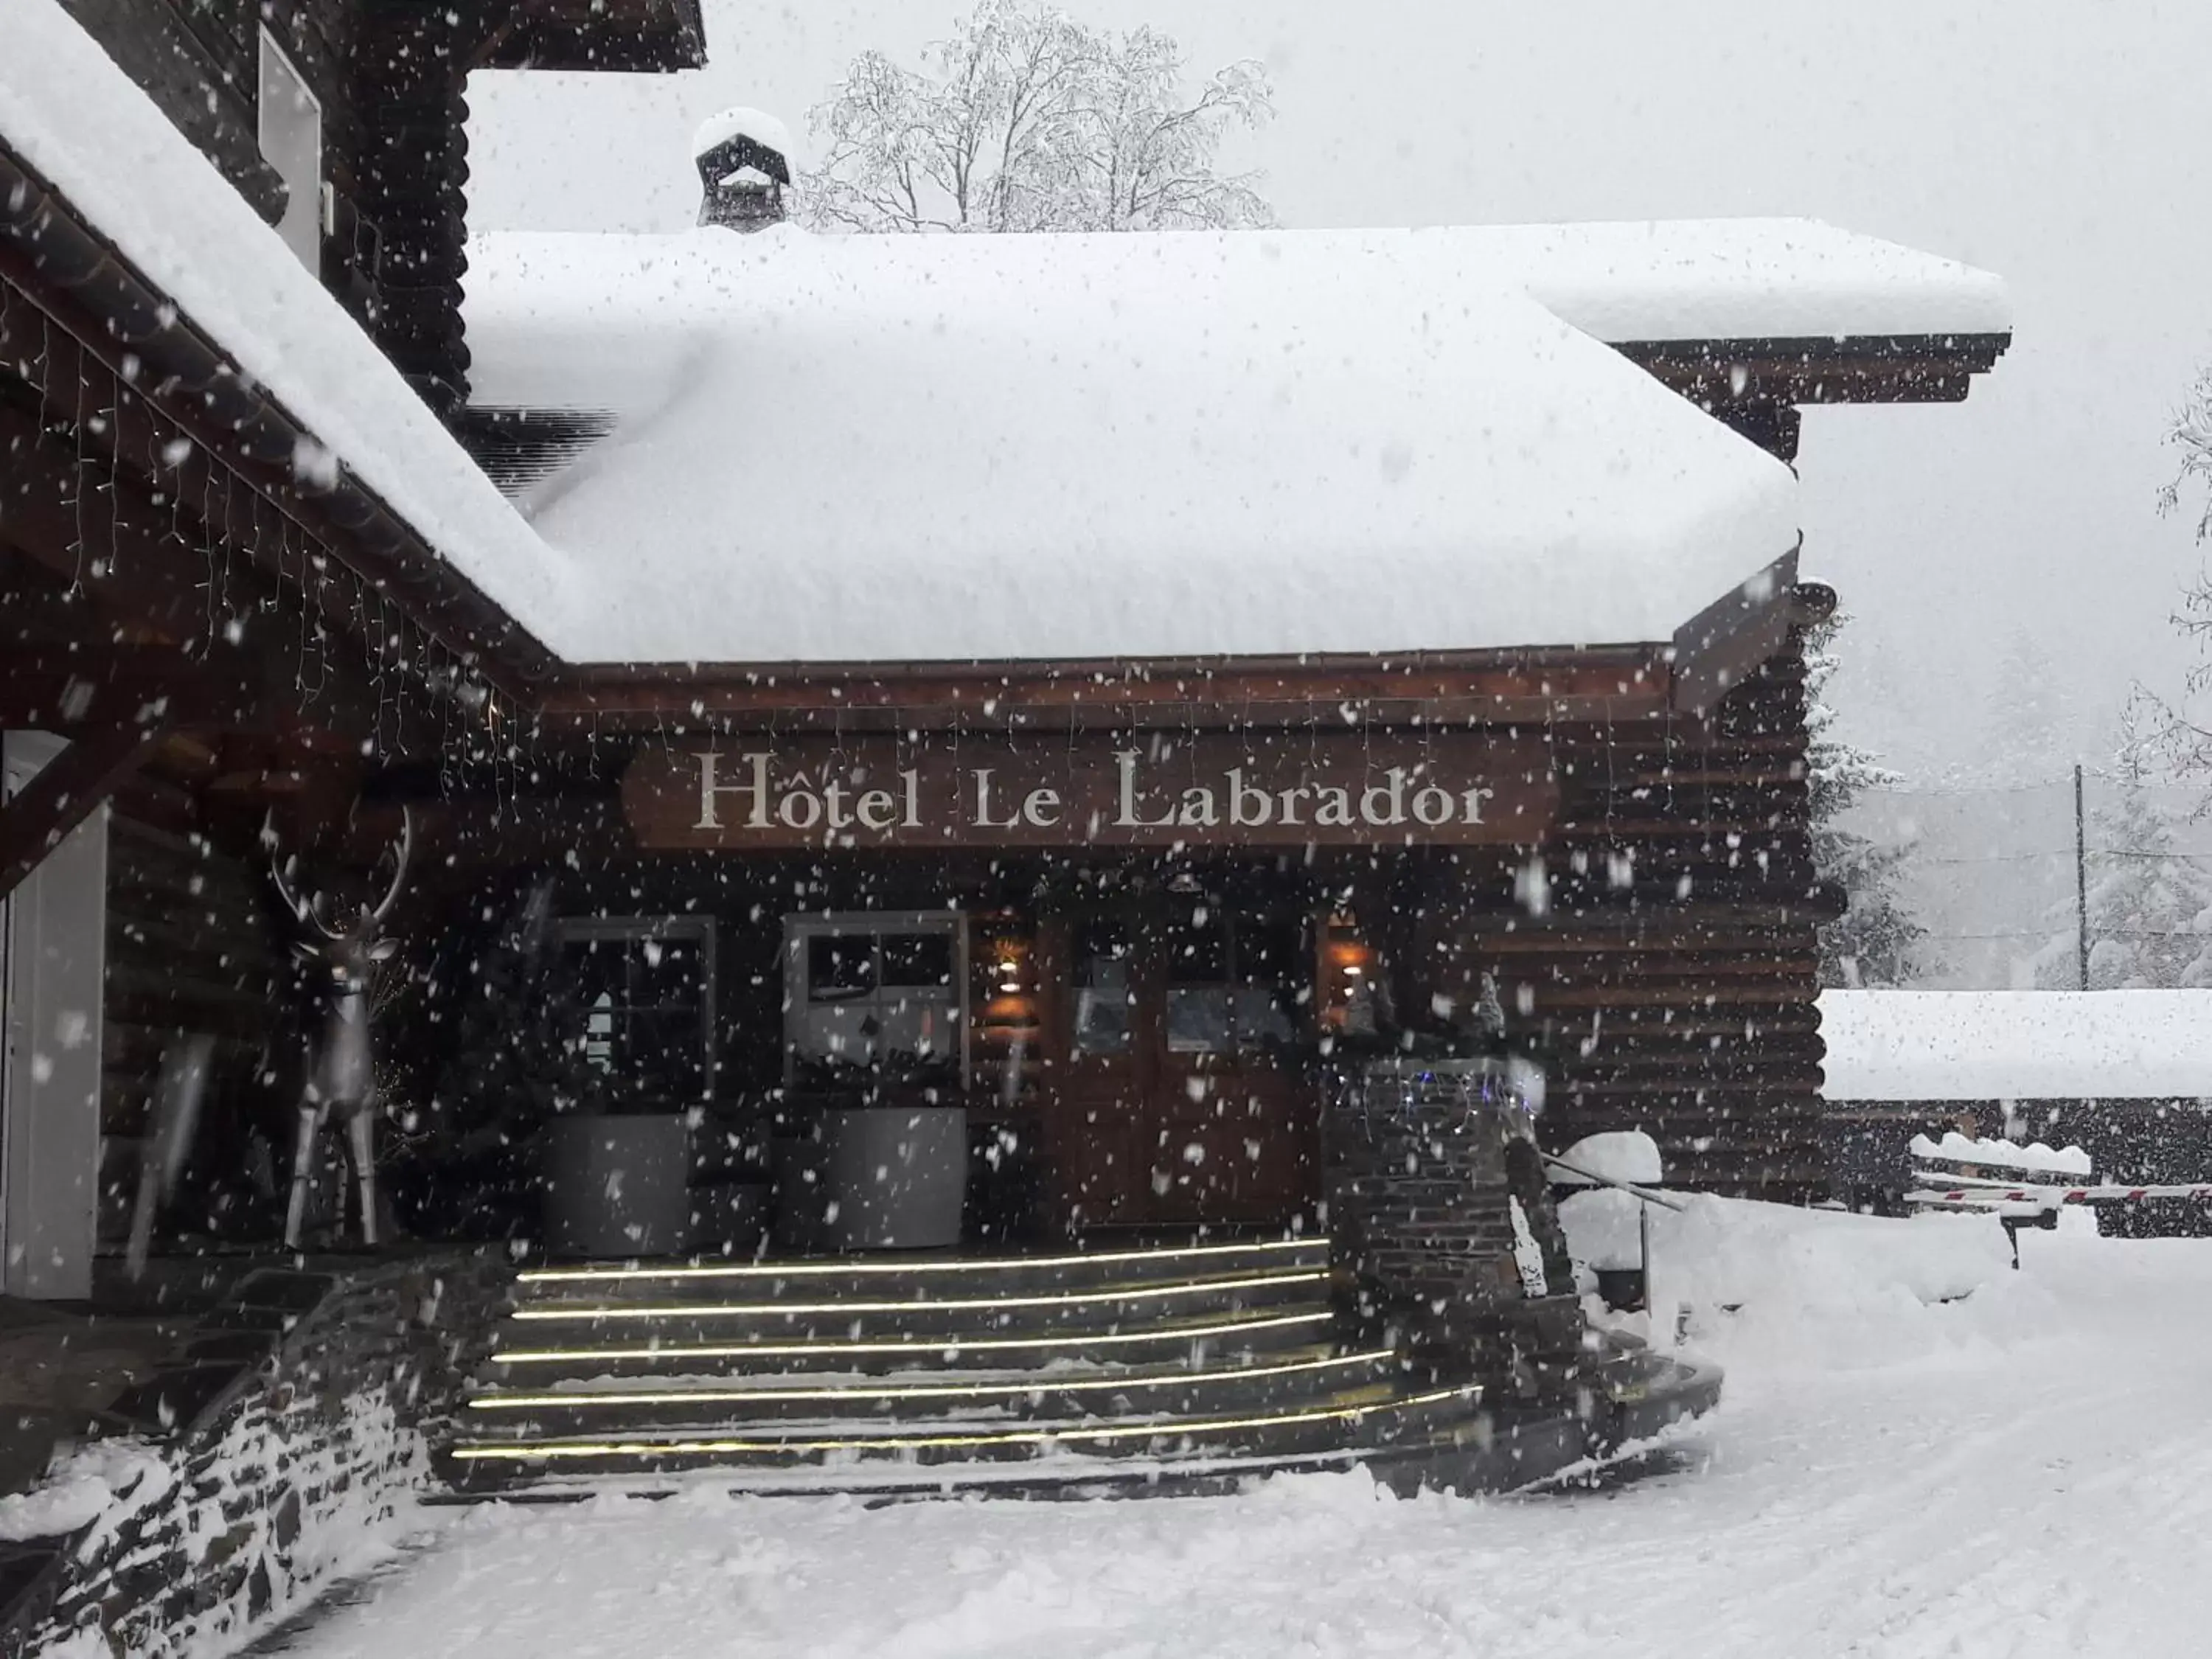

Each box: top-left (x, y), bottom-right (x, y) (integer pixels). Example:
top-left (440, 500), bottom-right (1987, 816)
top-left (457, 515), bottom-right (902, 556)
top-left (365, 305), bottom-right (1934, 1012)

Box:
top-left (2030, 721), bottom-right (2212, 989)
top-left (1806, 613), bottom-right (1925, 987)
top-left (1978, 627), bottom-right (2067, 786)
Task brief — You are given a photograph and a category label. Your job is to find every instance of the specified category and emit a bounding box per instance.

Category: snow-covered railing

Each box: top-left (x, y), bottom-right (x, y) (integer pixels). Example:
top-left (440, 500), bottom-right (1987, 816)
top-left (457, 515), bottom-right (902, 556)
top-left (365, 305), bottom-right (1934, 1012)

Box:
top-left (1905, 1132), bottom-right (2211, 1263)
top-left (1546, 1132), bottom-right (1683, 1316)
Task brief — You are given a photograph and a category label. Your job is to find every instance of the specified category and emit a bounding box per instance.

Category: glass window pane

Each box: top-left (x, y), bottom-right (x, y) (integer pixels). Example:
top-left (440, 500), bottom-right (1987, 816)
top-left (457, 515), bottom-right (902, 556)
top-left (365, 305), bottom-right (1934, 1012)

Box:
top-left (808, 934), bottom-right (876, 1001)
top-left (624, 1010), bottom-right (704, 1096)
top-left (880, 931), bottom-right (954, 988)
top-left (1166, 986), bottom-right (1233, 1053)
top-left (1166, 900), bottom-right (1228, 985)
top-left (796, 1004), bottom-right (874, 1070)
top-left (1074, 975), bottom-right (1133, 1057)
top-left (1231, 985), bottom-right (1295, 1050)
top-left (874, 997), bottom-right (954, 1065)
top-left (636, 933), bottom-right (702, 1005)
top-left (1073, 919), bottom-right (1133, 1056)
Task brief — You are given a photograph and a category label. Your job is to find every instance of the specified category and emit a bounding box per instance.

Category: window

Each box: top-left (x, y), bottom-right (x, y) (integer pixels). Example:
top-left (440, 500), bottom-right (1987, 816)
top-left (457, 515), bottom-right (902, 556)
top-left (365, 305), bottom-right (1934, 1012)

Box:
top-left (257, 30), bottom-right (322, 271)
top-left (1164, 897), bottom-right (1298, 1057)
top-left (552, 917), bottom-right (716, 1101)
top-left (1072, 917), bottom-right (1135, 1057)
top-left (785, 914), bottom-right (967, 1088)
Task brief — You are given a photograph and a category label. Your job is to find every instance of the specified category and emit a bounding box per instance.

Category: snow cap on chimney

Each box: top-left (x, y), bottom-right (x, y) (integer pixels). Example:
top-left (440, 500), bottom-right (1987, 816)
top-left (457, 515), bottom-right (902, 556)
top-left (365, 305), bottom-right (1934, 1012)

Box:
top-left (694, 108), bottom-right (792, 232)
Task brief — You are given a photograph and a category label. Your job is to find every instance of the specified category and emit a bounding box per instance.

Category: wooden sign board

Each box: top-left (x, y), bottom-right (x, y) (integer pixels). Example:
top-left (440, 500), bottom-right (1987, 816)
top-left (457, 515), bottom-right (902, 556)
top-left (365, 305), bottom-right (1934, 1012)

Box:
top-left (623, 733), bottom-right (1556, 851)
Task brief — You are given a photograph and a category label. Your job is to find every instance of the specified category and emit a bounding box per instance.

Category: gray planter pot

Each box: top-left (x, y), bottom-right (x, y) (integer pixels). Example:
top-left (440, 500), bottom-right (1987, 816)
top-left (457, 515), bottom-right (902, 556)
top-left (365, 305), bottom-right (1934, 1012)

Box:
top-left (777, 1105), bottom-right (967, 1251)
top-left (542, 1113), bottom-right (692, 1259)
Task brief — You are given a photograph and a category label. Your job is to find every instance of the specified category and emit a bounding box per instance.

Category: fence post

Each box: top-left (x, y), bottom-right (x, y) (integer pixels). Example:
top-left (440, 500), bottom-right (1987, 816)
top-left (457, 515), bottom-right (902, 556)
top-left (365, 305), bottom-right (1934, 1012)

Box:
top-left (2075, 762), bottom-right (2089, 990)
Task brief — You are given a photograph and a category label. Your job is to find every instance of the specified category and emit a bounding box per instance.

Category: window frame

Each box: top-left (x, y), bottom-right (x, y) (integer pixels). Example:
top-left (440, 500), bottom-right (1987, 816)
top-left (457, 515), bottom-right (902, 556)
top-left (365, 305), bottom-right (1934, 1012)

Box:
top-left (782, 911), bottom-right (970, 1089)
top-left (256, 27), bottom-right (324, 272)
top-left (551, 914), bottom-right (718, 1102)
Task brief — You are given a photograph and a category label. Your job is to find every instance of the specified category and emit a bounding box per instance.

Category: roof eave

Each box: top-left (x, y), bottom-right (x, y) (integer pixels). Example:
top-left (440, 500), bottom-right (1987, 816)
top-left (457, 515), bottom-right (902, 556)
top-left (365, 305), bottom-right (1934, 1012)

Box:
top-left (1616, 330), bottom-right (2014, 409)
top-left (0, 134), bottom-right (561, 698)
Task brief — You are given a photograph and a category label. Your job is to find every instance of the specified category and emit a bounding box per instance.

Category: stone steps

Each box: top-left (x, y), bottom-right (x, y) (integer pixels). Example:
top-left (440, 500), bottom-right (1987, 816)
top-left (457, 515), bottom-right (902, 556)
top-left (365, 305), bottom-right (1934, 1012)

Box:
top-left (443, 1378), bottom-right (1481, 1484)
top-left (510, 1235), bottom-right (1326, 1301)
top-left (483, 1301), bottom-right (1340, 1378)
top-left (433, 1234), bottom-right (1722, 1499)
top-left (461, 1346), bottom-right (1398, 1433)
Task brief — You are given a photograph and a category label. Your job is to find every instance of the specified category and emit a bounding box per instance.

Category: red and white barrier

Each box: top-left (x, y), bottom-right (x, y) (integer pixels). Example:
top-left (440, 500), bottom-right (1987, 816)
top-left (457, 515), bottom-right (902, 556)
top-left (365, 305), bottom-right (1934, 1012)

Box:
top-left (1907, 1175), bottom-right (2212, 1217)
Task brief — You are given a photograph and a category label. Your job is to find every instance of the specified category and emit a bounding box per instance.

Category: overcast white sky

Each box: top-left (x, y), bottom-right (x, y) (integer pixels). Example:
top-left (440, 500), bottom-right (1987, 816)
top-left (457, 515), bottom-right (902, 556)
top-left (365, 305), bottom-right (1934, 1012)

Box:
top-left (466, 0), bottom-right (2212, 778)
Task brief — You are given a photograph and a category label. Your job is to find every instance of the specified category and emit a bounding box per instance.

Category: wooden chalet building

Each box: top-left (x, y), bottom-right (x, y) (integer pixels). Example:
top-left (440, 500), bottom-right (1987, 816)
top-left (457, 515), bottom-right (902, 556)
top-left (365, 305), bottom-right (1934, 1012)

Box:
top-left (2, 3), bottom-right (2011, 1293)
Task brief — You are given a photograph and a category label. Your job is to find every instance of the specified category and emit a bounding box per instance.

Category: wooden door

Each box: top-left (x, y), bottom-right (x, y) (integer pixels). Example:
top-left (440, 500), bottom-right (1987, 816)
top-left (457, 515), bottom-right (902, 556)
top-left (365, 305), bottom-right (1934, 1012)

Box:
top-left (1145, 890), bottom-right (1312, 1225)
top-left (1041, 888), bottom-right (1318, 1231)
top-left (1041, 907), bottom-right (1154, 1227)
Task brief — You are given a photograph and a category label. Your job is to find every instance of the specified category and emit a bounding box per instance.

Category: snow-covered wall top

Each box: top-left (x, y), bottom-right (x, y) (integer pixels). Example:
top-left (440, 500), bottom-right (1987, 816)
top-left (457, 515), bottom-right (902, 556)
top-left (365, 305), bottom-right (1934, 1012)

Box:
top-left (1820, 990), bottom-right (2212, 1102)
top-left (464, 226), bottom-right (1802, 664)
top-left (0, 7), bottom-right (563, 644)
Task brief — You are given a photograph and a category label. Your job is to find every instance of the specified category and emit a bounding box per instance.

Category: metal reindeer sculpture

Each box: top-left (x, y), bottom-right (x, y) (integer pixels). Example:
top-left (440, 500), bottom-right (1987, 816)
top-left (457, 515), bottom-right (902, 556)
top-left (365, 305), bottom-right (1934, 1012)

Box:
top-left (270, 809), bottom-right (414, 1248)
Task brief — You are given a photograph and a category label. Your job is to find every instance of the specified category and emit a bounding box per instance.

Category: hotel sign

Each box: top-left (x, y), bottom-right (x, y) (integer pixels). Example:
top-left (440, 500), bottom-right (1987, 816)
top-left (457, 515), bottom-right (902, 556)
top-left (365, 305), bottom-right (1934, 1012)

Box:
top-left (623, 734), bottom-right (1555, 850)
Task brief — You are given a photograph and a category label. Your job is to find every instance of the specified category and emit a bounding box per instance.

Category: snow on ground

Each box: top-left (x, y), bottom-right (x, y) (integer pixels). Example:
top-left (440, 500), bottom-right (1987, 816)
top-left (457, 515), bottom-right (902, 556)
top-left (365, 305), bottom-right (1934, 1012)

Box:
top-left (273, 1207), bottom-right (2212, 1659)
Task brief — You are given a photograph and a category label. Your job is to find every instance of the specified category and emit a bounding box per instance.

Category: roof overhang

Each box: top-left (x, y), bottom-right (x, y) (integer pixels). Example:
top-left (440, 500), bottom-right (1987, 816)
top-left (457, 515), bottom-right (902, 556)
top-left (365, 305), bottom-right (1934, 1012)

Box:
top-left (478, 0), bottom-right (706, 73)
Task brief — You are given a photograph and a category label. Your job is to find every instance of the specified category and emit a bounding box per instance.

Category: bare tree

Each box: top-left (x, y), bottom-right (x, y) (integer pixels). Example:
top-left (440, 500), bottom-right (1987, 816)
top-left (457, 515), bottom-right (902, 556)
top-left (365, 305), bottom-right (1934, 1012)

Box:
top-left (2163, 365), bottom-right (2212, 541)
top-left (799, 1), bottom-right (1273, 234)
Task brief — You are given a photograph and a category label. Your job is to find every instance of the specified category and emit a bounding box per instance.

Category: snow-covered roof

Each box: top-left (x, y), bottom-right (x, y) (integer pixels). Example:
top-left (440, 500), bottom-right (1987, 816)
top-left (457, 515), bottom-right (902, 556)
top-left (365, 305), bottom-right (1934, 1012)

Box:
top-left (3, 5), bottom-right (2003, 676)
top-left (1820, 990), bottom-right (2212, 1102)
top-left (465, 226), bottom-right (1805, 664)
top-left (693, 107), bottom-right (793, 162)
top-left (0, 6), bottom-right (562, 644)
top-left (1470, 218), bottom-right (2008, 345)
top-left (1908, 1133), bottom-right (2093, 1176)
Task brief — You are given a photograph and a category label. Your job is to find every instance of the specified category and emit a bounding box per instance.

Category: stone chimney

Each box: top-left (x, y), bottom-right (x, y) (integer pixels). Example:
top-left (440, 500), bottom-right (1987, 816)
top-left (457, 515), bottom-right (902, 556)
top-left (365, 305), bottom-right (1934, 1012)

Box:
top-left (693, 108), bottom-right (792, 233)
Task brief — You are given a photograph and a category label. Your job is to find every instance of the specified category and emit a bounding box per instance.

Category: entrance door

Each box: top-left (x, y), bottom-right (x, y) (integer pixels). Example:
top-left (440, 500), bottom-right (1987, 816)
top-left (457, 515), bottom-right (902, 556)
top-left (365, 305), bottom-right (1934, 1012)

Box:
top-left (0, 734), bottom-right (108, 1299)
top-left (1044, 886), bottom-right (1316, 1231)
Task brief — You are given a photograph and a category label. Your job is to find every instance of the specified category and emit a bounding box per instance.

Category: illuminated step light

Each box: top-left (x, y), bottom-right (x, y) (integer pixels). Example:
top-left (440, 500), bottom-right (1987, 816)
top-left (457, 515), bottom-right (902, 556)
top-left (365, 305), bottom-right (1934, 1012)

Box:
top-left (520, 1237), bottom-right (1324, 1287)
top-left (509, 1269), bottom-right (1327, 1324)
top-left (467, 1349), bottom-right (1396, 1413)
top-left (449, 1386), bottom-right (1478, 1463)
top-left (490, 1309), bottom-right (1332, 1368)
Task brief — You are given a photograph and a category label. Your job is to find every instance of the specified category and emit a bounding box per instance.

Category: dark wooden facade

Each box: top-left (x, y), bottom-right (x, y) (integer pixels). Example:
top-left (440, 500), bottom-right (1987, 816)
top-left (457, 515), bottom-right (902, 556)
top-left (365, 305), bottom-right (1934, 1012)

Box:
top-left (1, 1), bottom-right (2007, 1259)
top-left (58, 0), bottom-right (703, 413)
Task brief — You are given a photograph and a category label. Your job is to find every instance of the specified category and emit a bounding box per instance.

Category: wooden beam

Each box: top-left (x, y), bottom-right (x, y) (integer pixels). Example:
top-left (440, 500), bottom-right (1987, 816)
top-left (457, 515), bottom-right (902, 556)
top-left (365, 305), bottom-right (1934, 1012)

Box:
top-left (533, 650), bottom-right (1677, 731)
top-left (0, 647), bottom-right (262, 733)
top-left (0, 720), bottom-right (170, 902)
top-left (1668, 552), bottom-right (1823, 720)
top-left (1615, 333), bottom-right (2011, 411)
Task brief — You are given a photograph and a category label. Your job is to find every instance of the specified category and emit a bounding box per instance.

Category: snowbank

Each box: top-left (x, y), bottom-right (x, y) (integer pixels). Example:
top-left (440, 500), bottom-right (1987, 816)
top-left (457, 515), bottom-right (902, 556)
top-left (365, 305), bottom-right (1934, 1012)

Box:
top-left (0, 1441), bottom-right (167, 1543)
top-left (1820, 989), bottom-right (2212, 1101)
top-left (1908, 1130), bottom-right (2093, 1176)
top-left (276, 1229), bottom-right (2212, 1659)
top-left (465, 226), bottom-right (1801, 664)
top-left (1559, 1190), bottom-right (2017, 1368)
top-left (0, 8), bottom-right (568, 644)
top-left (1550, 1130), bottom-right (1664, 1186)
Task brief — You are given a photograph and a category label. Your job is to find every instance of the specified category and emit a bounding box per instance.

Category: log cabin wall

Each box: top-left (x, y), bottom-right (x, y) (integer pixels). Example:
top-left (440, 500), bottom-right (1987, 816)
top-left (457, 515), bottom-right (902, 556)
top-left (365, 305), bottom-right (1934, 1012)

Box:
top-left (99, 816), bottom-right (287, 1246)
top-left (58, 0), bottom-right (291, 220)
top-left (58, 0), bottom-right (470, 411)
top-left (1414, 636), bottom-right (1832, 1201)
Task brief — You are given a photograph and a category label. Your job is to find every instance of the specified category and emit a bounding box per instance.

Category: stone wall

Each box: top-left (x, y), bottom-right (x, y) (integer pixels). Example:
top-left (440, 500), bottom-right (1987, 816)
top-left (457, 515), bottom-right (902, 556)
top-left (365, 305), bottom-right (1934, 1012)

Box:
top-left (5, 1253), bottom-right (510, 1658)
top-left (1326, 1060), bottom-right (1581, 1389)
